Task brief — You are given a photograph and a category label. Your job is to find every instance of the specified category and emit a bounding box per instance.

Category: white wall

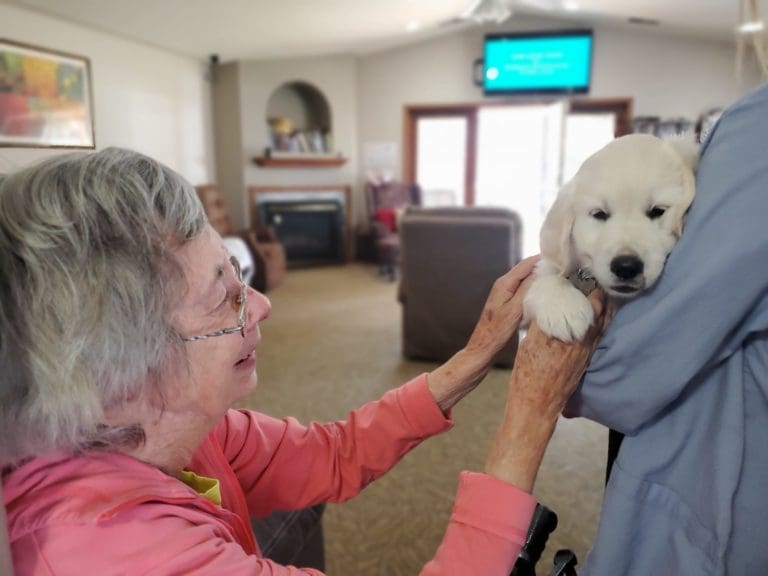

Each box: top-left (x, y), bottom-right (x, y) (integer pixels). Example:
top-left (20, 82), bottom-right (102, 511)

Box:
top-left (0, 4), bottom-right (215, 185)
top-left (357, 15), bottom-right (763, 180)
top-left (212, 62), bottom-right (245, 220)
top-left (591, 24), bottom-right (760, 117)
top-left (237, 56), bottom-right (358, 228)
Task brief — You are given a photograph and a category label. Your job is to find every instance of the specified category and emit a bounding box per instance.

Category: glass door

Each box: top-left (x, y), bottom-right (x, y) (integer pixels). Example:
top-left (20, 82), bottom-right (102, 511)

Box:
top-left (474, 102), bottom-right (565, 256)
top-left (562, 112), bottom-right (617, 182)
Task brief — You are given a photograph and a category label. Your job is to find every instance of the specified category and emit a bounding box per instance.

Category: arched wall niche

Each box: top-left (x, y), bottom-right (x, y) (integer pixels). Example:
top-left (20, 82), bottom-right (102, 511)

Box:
top-left (265, 81), bottom-right (333, 154)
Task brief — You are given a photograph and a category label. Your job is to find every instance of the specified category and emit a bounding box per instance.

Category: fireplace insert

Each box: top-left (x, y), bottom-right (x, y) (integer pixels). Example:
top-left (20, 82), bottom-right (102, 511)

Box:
top-left (259, 200), bottom-right (344, 267)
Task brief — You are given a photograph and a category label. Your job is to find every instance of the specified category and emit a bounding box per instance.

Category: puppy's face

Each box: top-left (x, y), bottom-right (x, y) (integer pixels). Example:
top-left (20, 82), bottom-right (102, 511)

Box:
top-left (562, 135), bottom-right (696, 299)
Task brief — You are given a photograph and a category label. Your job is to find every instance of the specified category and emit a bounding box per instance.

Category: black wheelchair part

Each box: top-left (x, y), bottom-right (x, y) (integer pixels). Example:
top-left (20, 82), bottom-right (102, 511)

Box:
top-left (510, 504), bottom-right (578, 576)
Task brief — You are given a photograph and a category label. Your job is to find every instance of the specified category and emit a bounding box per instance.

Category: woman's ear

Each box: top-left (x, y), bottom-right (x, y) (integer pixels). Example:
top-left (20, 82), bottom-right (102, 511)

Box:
top-left (540, 180), bottom-right (577, 274)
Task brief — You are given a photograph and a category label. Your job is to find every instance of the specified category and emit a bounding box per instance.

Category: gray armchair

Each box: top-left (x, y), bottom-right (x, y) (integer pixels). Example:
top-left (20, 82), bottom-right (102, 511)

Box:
top-left (398, 207), bottom-right (523, 367)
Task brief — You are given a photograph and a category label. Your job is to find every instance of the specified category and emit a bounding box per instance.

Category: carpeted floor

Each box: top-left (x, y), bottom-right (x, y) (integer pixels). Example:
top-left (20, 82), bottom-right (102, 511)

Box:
top-left (239, 263), bottom-right (607, 575)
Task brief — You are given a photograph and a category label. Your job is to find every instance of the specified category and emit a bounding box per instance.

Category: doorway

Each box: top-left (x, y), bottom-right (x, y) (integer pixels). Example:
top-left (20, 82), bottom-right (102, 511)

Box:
top-left (405, 98), bottom-right (631, 255)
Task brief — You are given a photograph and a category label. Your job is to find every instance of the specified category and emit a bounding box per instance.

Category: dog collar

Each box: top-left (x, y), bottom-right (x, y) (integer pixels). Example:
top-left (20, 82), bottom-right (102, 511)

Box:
top-left (567, 268), bottom-right (598, 295)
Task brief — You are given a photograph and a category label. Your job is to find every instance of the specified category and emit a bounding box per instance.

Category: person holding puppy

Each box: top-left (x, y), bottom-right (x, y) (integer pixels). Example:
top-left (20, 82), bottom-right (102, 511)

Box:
top-left (0, 148), bottom-right (608, 575)
top-left (567, 82), bottom-right (768, 574)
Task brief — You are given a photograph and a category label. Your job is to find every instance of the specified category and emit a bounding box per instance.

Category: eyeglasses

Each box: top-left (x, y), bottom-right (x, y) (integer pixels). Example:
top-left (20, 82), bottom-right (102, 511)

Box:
top-left (182, 256), bottom-right (247, 342)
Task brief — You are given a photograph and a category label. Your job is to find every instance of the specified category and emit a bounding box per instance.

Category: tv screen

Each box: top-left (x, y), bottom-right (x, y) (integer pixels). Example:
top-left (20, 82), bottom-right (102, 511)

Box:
top-left (483, 30), bottom-right (593, 95)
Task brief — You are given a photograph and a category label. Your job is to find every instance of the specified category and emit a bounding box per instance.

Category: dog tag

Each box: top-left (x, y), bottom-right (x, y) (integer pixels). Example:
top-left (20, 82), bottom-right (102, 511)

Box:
top-left (567, 269), bottom-right (598, 296)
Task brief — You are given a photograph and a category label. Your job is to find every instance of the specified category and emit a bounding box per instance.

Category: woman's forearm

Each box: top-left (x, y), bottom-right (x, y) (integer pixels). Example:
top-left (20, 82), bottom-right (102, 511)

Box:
top-left (427, 349), bottom-right (490, 413)
top-left (484, 402), bottom-right (559, 493)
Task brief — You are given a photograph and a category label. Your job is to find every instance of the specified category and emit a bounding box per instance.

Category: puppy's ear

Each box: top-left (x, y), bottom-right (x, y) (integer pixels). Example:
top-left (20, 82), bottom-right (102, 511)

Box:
top-left (664, 139), bottom-right (699, 237)
top-left (665, 138), bottom-right (700, 173)
top-left (540, 180), bottom-right (577, 275)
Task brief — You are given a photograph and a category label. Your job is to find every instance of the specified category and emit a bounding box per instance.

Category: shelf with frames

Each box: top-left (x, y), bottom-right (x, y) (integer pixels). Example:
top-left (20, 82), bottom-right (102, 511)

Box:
top-left (253, 154), bottom-right (347, 168)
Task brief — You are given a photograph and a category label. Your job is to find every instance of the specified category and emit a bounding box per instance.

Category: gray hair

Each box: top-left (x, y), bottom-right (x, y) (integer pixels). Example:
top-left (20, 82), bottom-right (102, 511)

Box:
top-left (0, 148), bottom-right (206, 465)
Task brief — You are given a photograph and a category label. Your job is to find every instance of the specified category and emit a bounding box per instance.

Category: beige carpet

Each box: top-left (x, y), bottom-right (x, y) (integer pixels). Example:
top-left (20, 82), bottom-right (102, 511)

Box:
top-left (240, 263), bottom-right (607, 575)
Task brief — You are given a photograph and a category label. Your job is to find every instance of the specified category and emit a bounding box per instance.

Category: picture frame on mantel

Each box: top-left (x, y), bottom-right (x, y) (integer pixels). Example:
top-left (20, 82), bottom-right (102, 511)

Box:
top-left (0, 39), bottom-right (95, 149)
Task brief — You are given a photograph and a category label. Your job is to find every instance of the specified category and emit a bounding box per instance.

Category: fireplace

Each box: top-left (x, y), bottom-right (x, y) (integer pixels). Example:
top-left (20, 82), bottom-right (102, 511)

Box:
top-left (249, 187), bottom-right (351, 268)
top-left (259, 199), bottom-right (344, 266)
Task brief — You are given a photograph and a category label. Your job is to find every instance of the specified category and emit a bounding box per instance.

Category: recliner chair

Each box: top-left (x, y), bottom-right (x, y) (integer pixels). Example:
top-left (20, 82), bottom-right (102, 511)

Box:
top-left (398, 206), bottom-right (523, 367)
top-left (195, 184), bottom-right (287, 293)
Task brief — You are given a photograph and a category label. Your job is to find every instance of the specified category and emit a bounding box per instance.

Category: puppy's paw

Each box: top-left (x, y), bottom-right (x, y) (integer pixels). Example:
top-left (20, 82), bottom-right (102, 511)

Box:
top-left (524, 275), bottom-right (595, 342)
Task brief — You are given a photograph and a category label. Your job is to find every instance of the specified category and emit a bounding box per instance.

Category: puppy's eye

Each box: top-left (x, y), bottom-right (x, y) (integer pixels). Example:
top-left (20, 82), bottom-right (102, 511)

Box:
top-left (647, 206), bottom-right (667, 220)
top-left (590, 209), bottom-right (610, 221)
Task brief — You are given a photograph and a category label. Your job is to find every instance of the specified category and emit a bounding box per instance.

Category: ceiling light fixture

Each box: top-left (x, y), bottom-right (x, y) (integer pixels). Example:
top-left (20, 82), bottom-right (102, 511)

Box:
top-left (562, 0), bottom-right (580, 11)
top-left (737, 20), bottom-right (765, 33)
top-left (406, 20), bottom-right (421, 32)
top-left (461, 0), bottom-right (514, 24)
top-left (628, 16), bottom-right (661, 26)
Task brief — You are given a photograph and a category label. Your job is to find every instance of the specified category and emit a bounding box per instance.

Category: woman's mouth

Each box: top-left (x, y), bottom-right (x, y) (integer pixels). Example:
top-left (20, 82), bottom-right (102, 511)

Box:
top-left (234, 349), bottom-right (256, 369)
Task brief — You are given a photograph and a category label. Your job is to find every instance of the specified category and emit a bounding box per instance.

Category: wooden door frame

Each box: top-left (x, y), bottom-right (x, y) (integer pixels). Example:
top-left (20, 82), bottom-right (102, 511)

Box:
top-left (403, 105), bottom-right (477, 205)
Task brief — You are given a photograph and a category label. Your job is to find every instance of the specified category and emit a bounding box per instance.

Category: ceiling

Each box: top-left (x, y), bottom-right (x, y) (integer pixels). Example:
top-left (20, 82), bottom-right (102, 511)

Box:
top-left (3, 0), bottom-right (754, 62)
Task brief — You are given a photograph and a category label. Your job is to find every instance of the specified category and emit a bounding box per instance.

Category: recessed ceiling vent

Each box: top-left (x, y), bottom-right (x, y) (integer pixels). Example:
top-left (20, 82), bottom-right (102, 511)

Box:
top-left (628, 16), bottom-right (661, 26)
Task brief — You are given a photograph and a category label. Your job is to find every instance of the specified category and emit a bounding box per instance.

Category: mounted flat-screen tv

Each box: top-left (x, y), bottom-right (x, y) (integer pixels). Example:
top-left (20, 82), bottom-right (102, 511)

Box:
top-left (483, 30), bottom-right (593, 95)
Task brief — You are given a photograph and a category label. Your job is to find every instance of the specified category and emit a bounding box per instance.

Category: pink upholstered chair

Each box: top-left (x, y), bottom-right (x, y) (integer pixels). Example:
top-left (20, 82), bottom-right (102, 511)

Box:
top-left (365, 180), bottom-right (421, 280)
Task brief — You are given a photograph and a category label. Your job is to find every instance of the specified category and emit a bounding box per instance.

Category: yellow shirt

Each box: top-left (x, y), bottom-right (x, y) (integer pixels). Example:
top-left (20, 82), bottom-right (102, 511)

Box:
top-left (179, 469), bottom-right (222, 506)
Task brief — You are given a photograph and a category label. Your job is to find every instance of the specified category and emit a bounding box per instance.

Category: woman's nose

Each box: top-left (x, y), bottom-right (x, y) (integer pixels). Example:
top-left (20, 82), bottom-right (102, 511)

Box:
top-left (247, 287), bottom-right (271, 325)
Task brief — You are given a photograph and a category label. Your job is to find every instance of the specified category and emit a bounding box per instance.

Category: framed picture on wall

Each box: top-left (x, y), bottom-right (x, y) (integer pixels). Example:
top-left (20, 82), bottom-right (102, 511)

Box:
top-left (0, 39), bottom-right (95, 148)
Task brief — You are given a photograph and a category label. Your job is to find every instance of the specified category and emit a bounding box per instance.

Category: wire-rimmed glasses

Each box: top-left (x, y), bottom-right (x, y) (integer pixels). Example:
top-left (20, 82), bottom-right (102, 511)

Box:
top-left (182, 256), bottom-right (247, 342)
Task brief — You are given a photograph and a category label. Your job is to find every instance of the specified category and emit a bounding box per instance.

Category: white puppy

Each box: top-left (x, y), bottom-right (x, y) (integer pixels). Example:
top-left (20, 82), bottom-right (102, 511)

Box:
top-left (523, 134), bottom-right (698, 342)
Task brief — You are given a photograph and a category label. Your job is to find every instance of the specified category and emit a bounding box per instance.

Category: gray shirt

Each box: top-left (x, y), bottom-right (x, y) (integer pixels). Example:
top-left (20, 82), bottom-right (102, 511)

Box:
top-left (568, 82), bottom-right (768, 575)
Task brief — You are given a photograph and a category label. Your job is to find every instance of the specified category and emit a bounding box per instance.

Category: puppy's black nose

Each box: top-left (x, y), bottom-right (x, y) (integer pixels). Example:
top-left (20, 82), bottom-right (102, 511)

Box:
top-left (611, 255), bottom-right (644, 280)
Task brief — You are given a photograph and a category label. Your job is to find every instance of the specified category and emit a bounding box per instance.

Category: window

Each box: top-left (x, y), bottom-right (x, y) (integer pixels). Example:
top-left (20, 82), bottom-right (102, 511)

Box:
top-left (416, 116), bottom-right (468, 207)
top-left (475, 103), bottom-right (564, 255)
top-left (563, 112), bottom-right (617, 182)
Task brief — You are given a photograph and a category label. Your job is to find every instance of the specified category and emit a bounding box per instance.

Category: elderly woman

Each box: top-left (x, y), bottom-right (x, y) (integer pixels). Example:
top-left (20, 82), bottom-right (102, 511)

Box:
top-left (0, 148), bottom-right (607, 575)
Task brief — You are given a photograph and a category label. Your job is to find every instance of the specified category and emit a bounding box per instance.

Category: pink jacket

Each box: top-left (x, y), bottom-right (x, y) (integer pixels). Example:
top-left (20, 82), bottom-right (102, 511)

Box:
top-left (4, 374), bottom-right (535, 575)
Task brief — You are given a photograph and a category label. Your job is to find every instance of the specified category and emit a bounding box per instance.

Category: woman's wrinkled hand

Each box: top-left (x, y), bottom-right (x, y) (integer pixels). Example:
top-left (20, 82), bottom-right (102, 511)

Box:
top-left (427, 255), bottom-right (540, 413)
top-left (465, 255), bottom-right (540, 359)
